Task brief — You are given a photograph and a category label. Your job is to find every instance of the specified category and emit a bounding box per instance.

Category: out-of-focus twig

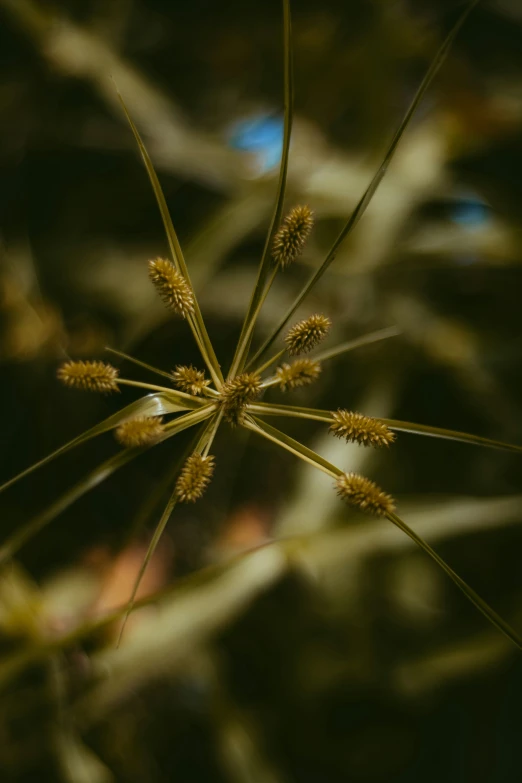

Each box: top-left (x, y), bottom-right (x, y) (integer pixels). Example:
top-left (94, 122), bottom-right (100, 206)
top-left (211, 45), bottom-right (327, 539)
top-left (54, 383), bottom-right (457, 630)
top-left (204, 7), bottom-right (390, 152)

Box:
top-left (0, 0), bottom-right (248, 190)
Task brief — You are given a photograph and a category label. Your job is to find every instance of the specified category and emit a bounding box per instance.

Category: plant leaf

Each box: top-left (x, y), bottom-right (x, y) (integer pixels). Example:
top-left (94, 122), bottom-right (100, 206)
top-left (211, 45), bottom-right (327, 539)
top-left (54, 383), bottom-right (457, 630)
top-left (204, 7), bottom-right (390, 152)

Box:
top-left (387, 511), bottom-right (522, 651)
top-left (249, 403), bottom-right (522, 454)
top-left (228, 0), bottom-right (294, 378)
top-left (0, 405), bottom-right (216, 563)
top-left (247, 0), bottom-right (481, 367)
top-left (117, 92), bottom-right (224, 388)
top-left (0, 391), bottom-right (203, 496)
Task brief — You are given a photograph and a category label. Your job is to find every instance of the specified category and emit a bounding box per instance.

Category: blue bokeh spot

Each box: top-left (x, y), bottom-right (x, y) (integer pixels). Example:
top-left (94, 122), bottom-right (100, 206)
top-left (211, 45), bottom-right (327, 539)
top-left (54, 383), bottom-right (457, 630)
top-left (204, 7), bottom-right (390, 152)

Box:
top-left (451, 198), bottom-right (490, 228)
top-left (227, 113), bottom-right (284, 173)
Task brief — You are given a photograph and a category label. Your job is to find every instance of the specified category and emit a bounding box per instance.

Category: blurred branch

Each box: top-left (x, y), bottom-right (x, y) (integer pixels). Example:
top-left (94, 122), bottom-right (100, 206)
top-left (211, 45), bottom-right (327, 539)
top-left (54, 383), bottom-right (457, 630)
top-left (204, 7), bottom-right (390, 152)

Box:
top-left (1, 491), bottom-right (521, 701)
top-left (0, 0), bottom-right (248, 190)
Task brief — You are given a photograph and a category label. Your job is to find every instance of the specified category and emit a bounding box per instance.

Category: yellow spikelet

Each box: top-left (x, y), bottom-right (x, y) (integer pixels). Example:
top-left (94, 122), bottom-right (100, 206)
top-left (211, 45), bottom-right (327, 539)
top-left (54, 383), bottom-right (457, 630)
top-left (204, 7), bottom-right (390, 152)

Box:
top-left (220, 372), bottom-right (262, 425)
top-left (148, 257), bottom-right (194, 317)
top-left (275, 359), bottom-right (321, 391)
top-left (57, 360), bottom-right (119, 393)
top-left (175, 453), bottom-right (215, 503)
top-left (336, 472), bottom-right (395, 517)
top-left (172, 365), bottom-right (211, 396)
top-left (329, 410), bottom-right (396, 448)
top-left (272, 205), bottom-right (314, 267)
top-left (285, 313), bottom-right (331, 355)
top-left (115, 416), bottom-right (164, 448)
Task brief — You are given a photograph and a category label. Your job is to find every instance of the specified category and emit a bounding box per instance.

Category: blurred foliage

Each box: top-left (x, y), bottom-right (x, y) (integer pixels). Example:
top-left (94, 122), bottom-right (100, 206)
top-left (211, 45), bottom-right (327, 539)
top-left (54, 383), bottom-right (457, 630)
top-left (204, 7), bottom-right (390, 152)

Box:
top-left (1, 0), bottom-right (522, 781)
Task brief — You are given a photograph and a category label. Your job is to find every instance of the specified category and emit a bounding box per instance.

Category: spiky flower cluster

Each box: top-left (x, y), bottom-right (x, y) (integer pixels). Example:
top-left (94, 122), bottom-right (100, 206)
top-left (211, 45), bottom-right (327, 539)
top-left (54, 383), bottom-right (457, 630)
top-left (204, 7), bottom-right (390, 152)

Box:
top-left (115, 416), bottom-right (165, 448)
top-left (220, 372), bottom-right (262, 424)
top-left (172, 365), bottom-right (211, 396)
top-left (6, 5), bottom-right (520, 662)
top-left (329, 410), bottom-right (396, 448)
top-left (272, 205), bottom-right (314, 268)
top-left (148, 258), bottom-right (194, 318)
top-left (275, 359), bottom-right (321, 391)
top-left (336, 472), bottom-right (395, 517)
top-left (57, 360), bottom-right (119, 393)
top-left (175, 453), bottom-right (215, 503)
top-left (285, 314), bottom-right (331, 356)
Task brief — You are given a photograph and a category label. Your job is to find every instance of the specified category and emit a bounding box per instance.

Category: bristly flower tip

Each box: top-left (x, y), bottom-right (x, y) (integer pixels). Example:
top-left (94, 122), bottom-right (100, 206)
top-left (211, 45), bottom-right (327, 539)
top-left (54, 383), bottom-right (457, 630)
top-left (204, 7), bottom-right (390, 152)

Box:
top-left (148, 257), bottom-right (195, 318)
top-left (57, 360), bottom-right (119, 393)
top-left (172, 365), bottom-right (211, 396)
top-left (115, 416), bottom-right (164, 448)
top-left (175, 453), bottom-right (215, 503)
top-left (329, 410), bottom-right (396, 448)
top-left (220, 372), bottom-right (262, 425)
top-left (285, 313), bottom-right (331, 355)
top-left (275, 359), bottom-right (321, 391)
top-left (336, 472), bottom-right (395, 517)
top-left (272, 205), bottom-right (314, 268)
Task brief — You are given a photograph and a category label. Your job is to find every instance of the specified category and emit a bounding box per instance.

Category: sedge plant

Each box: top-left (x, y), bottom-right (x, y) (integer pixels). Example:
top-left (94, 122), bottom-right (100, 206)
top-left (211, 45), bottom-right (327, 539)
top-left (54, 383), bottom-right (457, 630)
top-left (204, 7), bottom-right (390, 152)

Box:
top-left (2, 0), bottom-right (522, 653)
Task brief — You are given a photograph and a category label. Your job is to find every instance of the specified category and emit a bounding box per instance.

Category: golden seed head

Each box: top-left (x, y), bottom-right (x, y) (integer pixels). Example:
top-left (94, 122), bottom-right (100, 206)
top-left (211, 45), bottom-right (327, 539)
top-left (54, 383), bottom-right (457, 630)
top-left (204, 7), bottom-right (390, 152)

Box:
top-left (285, 313), bottom-right (331, 356)
top-left (220, 372), bottom-right (262, 425)
top-left (175, 453), bottom-right (215, 503)
top-left (115, 416), bottom-right (164, 448)
top-left (272, 205), bottom-right (314, 268)
top-left (148, 257), bottom-right (195, 318)
top-left (172, 365), bottom-right (211, 396)
top-left (57, 360), bottom-right (119, 393)
top-left (275, 359), bottom-right (321, 392)
top-left (336, 472), bottom-right (395, 517)
top-left (329, 410), bottom-right (396, 448)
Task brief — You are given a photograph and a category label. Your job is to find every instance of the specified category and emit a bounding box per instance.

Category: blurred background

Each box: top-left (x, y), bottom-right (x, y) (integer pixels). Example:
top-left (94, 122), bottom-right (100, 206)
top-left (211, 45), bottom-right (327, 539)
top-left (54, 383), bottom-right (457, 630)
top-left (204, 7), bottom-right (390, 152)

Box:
top-left (1, 0), bottom-right (522, 780)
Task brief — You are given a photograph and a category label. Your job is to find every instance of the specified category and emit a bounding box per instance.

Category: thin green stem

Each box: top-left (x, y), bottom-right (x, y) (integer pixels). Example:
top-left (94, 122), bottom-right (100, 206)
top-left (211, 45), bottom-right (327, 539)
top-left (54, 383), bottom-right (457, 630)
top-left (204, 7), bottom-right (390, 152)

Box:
top-left (228, 0), bottom-right (294, 378)
top-left (248, 402), bottom-right (330, 422)
top-left (256, 348), bottom-right (287, 376)
top-left (201, 409), bottom-right (225, 457)
top-left (117, 378), bottom-right (180, 395)
top-left (260, 378), bottom-right (281, 390)
top-left (228, 264), bottom-right (280, 380)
